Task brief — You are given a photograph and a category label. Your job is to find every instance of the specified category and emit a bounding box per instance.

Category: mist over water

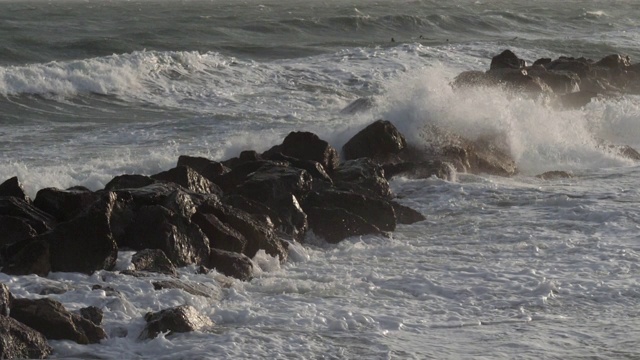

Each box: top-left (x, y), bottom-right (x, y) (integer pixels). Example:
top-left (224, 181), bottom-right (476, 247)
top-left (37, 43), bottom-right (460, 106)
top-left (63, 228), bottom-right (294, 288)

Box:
top-left (2, 0), bottom-right (640, 358)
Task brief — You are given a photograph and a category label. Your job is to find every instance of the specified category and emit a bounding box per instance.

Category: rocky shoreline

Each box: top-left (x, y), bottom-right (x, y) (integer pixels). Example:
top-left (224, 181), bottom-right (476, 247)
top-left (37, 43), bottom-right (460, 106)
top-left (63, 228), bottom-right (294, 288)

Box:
top-left (1, 49), bottom-right (640, 358)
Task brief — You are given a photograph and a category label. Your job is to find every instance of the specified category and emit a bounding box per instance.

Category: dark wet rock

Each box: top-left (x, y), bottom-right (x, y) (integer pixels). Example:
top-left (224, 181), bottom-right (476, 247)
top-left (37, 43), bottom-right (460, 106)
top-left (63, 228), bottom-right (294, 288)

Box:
top-left (0, 197), bottom-right (56, 234)
top-left (33, 187), bottom-right (100, 222)
top-left (208, 248), bottom-right (253, 281)
top-left (211, 160), bottom-right (287, 193)
top-left (177, 155), bottom-right (230, 181)
top-left (525, 65), bottom-right (581, 94)
top-left (0, 238), bottom-right (50, 277)
top-left (342, 120), bottom-right (407, 163)
top-left (152, 280), bottom-right (215, 298)
top-left (125, 204), bottom-right (210, 267)
top-left (536, 171), bottom-right (573, 180)
top-left (490, 49), bottom-right (526, 70)
top-left (197, 200), bottom-right (288, 261)
top-left (340, 97), bottom-right (375, 115)
top-left (222, 194), bottom-right (282, 229)
top-left (263, 131), bottom-right (340, 172)
top-left (303, 189), bottom-right (396, 232)
top-left (532, 58), bottom-right (552, 67)
top-left (262, 152), bottom-right (333, 184)
top-left (104, 174), bottom-right (156, 191)
top-left (0, 216), bottom-right (38, 246)
top-left (131, 249), bottom-right (177, 276)
top-left (11, 297), bottom-right (107, 344)
top-left (0, 315), bottom-right (52, 359)
top-left (79, 306), bottom-right (104, 326)
top-left (0, 177), bottom-right (31, 203)
top-left (546, 57), bottom-right (592, 78)
top-left (139, 305), bottom-right (213, 340)
top-left (602, 144), bottom-right (640, 161)
top-left (151, 165), bottom-right (222, 195)
top-left (332, 158), bottom-right (392, 199)
top-left (192, 211), bottom-right (247, 254)
top-left (452, 70), bottom-right (500, 88)
top-left (42, 192), bottom-right (119, 274)
top-left (0, 283), bottom-right (12, 316)
top-left (489, 68), bottom-right (553, 94)
top-left (382, 160), bottom-right (455, 181)
top-left (390, 201), bottom-right (426, 224)
top-left (305, 206), bottom-right (384, 244)
top-left (558, 91), bottom-right (598, 109)
top-left (595, 54), bottom-right (631, 70)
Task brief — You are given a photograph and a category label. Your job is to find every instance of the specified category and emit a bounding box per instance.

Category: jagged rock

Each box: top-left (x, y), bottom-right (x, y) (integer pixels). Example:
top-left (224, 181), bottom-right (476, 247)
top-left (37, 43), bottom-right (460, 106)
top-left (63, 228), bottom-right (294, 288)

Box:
top-left (489, 68), bottom-right (553, 94)
top-left (104, 174), bottom-right (156, 191)
top-left (546, 57), bottom-right (592, 78)
top-left (211, 160), bottom-right (287, 192)
top-left (0, 315), bottom-right (52, 359)
top-left (332, 158), bottom-right (392, 199)
top-left (208, 248), bottom-right (253, 281)
top-left (125, 204), bottom-right (210, 267)
top-left (0, 283), bottom-right (12, 316)
top-left (490, 49), bottom-right (526, 70)
top-left (452, 70), bottom-right (500, 88)
top-left (151, 166), bottom-right (222, 195)
top-left (525, 65), bottom-right (581, 94)
top-left (536, 171), bottom-right (573, 180)
top-left (222, 194), bottom-right (282, 230)
top-left (0, 238), bottom-right (50, 277)
top-left (139, 305), bottom-right (213, 340)
top-left (177, 155), bottom-right (229, 181)
top-left (263, 131), bottom-right (340, 172)
top-left (152, 280), bottom-right (215, 298)
top-left (342, 120), bottom-right (408, 162)
top-left (0, 216), bottom-right (37, 246)
top-left (0, 177), bottom-right (31, 203)
top-left (33, 187), bottom-right (100, 222)
top-left (303, 189), bottom-right (396, 232)
top-left (197, 200), bottom-right (288, 261)
top-left (0, 197), bottom-right (56, 234)
top-left (191, 211), bottom-right (247, 254)
top-left (595, 54), bottom-right (631, 69)
top-left (79, 306), bottom-right (104, 326)
top-left (42, 192), bottom-right (119, 274)
top-left (305, 206), bottom-right (384, 244)
top-left (131, 249), bottom-right (177, 276)
top-left (262, 152), bottom-right (333, 184)
top-left (10, 297), bottom-right (106, 344)
top-left (602, 144), bottom-right (640, 161)
top-left (390, 201), bottom-right (426, 224)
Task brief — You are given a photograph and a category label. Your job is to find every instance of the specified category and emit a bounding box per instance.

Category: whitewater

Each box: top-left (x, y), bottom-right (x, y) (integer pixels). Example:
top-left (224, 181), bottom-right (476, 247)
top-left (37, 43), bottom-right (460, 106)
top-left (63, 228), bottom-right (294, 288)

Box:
top-left (1, 0), bottom-right (640, 358)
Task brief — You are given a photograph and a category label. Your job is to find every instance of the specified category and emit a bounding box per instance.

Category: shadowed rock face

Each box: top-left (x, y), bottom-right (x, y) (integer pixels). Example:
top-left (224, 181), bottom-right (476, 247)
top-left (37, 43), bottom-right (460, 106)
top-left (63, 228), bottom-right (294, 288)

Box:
top-left (0, 315), bottom-right (52, 359)
top-left (263, 131), bottom-right (340, 172)
top-left (0, 177), bottom-right (31, 203)
top-left (10, 297), bottom-right (106, 344)
top-left (139, 305), bottom-right (213, 340)
top-left (342, 119), bottom-right (407, 162)
top-left (0, 283), bottom-right (12, 317)
top-left (131, 249), bottom-right (177, 276)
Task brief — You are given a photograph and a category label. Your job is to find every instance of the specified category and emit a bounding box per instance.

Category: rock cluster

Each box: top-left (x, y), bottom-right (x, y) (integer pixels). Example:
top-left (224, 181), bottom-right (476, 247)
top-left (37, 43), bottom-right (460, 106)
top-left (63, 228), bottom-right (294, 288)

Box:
top-left (453, 49), bottom-right (640, 108)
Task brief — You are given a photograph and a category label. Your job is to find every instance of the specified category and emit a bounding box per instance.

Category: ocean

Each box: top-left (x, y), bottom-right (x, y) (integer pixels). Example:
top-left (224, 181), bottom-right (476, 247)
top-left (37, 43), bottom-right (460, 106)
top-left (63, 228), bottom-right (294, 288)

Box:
top-left (1, 0), bottom-right (640, 358)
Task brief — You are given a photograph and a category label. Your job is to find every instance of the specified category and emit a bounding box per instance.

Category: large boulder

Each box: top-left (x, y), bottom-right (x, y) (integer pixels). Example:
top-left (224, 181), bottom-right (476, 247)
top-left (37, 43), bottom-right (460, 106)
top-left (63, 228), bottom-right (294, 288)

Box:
top-left (33, 187), bottom-right (100, 222)
top-left (452, 70), bottom-right (500, 89)
top-left (208, 248), bottom-right (253, 281)
top-left (191, 211), bottom-right (247, 254)
top-left (305, 206), bottom-right (384, 244)
top-left (0, 315), bottom-right (52, 359)
top-left (0, 197), bottom-right (56, 234)
top-left (131, 249), bottom-right (177, 276)
top-left (0, 238), bottom-right (51, 277)
top-left (261, 152), bottom-right (333, 184)
top-left (42, 192), bottom-right (119, 274)
top-left (0, 216), bottom-right (38, 247)
top-left (104, 174), bottom-right (156, 191)
top-left (125, 204), bottom-right (210, 267)
top-left (79, 306), bottom-right (104, 326)
top-left (263, 131), bottom-right (340, 172)
top-left (177, 155), bottom-right (229, 181)
top-left (196, 200), bottom-right (288, 261)
top-left (332, 158), bottom-right (392, 199)
top-left (10, 297), bottom-right (107, 344)
top-left (342, 120), bottom-right (407, 162)
top-left (151, 166), bottom-right (222, 195)
top-left (139, 305), bottom-right (213, 340)
top-left (0, 177), bottom-right (31, 203)
top-left (210, 160), bottom-right (287, 193)
top-left (490, 49), bottom-right (526, 70)
top-left (303, 189), bottom-right (396, 232)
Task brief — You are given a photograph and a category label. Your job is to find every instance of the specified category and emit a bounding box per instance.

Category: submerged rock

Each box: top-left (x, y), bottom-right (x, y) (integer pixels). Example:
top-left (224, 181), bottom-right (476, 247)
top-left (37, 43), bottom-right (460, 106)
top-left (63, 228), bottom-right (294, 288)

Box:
top-left (139, 305), bottom-right (213, 340)
top-left (131, 249), bottom-right (177, 276)
top-left (208, 248), bottom-right (253, 281)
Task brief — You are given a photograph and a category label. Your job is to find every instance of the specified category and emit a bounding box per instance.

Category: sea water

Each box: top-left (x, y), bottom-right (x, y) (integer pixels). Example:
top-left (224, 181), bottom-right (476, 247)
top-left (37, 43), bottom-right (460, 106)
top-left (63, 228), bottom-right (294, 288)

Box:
top-left (1, 0), bottom-right (640, 358)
